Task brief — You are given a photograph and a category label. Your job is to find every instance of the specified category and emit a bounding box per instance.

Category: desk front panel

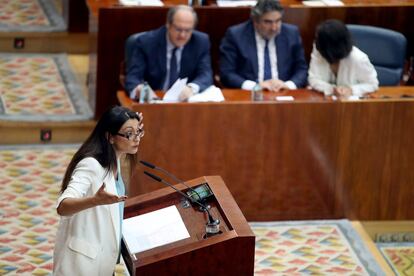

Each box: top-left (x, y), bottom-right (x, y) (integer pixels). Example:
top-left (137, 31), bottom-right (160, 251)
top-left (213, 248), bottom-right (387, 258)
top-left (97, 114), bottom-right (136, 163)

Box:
top-left (336, 100), bottom-right (414, 220)
top-left (131, 101), bottom-right (339, 220)
top-left (128, 90), bottom-right (414, 220)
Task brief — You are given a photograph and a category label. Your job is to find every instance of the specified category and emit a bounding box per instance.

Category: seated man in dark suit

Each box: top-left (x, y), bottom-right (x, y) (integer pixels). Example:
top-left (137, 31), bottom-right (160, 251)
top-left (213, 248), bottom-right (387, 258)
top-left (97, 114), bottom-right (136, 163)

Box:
top-left (125, 5), bottom-right (213, 102)
top-left (219, 0), bottom-right (308, 92)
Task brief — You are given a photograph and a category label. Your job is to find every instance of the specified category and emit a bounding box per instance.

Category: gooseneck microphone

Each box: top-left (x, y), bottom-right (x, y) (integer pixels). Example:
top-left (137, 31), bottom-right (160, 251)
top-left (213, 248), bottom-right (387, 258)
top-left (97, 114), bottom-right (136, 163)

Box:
top-left (143, 171), bottom-right (200, 207)
top-left (143, 171), bottom-right (220, 237)
top-left (140, 160), bottom-right (156, 169)
top-left (140, 160), bottom-right (202, 201)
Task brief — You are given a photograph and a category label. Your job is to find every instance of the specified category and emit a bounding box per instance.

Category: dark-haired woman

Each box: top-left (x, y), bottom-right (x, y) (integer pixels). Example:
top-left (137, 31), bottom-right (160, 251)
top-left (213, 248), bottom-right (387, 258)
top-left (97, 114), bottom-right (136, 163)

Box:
top-left (308, 19), bottom-right (378, 98)
top-left (53, 106), bottom-right (144, 275)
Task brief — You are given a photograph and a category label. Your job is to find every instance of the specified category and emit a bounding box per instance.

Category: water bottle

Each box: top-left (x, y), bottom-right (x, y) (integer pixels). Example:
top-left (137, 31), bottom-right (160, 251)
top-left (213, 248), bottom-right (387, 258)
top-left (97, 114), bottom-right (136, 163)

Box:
top-left (139, 82), bottom-right (150, 103)
top-left (251, 83), bottom-right (263, 101)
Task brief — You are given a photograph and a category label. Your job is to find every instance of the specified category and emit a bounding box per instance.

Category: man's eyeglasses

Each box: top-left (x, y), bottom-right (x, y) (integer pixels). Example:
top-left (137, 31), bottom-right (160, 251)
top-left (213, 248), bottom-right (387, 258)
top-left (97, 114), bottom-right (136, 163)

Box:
top-left (261, 18), bottom-right (282, 26)
top-left (171, 23), bottom-right (193, 34)
top-left (116, 129), bottom-right (145, 141)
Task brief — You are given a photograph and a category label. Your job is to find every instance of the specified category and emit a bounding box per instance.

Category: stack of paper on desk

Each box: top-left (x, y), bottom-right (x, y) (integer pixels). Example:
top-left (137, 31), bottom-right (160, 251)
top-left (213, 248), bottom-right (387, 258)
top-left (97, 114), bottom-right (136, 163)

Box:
top-left (163, 79), bottom-right (225, 103)
top-left (188, 86), bottom-right (225, 102)
top-left (163, 78), bottom-right (188, 102)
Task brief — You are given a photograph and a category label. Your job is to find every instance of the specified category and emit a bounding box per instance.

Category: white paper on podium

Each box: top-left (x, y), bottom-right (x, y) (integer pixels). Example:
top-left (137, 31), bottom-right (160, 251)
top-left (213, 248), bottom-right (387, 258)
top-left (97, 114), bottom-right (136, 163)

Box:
top-left (119, 0), bottom-right (163, 6)
top-left (163, 78), bottom-right (188, 102)
top-left (122, 205), bottom-right (190, 254)
top-left (188, 85), bottom-right (225, 102)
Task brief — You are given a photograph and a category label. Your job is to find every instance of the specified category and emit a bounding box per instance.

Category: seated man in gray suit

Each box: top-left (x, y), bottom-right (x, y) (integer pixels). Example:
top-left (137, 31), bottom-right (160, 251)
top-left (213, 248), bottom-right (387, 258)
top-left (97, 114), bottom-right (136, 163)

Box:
top-left (219, 0), bottom-right (308, 92)
top-left (125, 5), bottom-right (213, 102)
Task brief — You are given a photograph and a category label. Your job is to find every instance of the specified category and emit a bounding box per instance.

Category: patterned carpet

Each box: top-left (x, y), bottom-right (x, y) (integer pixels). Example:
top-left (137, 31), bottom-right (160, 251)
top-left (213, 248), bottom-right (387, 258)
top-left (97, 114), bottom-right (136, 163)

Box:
top-left (0, 145), bottom-right (75, 275)
top-left (378, 243), bottom-right (414, 276)
top-left (0, 0), bottom-right (66, 32)
top-left (0, 53), bottom-right (92, 122)
top-left (0, 145), bottom-right (127, 275)
top-left (250, 220), bottom-right (384, 275)
top-left (0, 145), bottom-right (396, 275)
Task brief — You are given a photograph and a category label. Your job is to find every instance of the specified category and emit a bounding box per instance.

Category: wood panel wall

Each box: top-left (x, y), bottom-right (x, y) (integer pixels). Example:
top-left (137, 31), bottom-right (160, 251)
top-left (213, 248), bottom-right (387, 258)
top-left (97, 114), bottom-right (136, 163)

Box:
top-left (62, 0), bottom-right (89, 32)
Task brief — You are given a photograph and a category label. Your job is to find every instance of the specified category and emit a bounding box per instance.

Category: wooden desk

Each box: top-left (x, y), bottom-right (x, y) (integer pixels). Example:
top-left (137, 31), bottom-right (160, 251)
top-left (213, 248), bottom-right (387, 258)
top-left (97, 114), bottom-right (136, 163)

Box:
top-left (122, 176), bottom-right (255, 275)
top-left (120, 87), bottom-right (414, 221)
top-left (86, 2), bottom-right (414, 118)
top-left (62, 0), bottom-right (89, 32)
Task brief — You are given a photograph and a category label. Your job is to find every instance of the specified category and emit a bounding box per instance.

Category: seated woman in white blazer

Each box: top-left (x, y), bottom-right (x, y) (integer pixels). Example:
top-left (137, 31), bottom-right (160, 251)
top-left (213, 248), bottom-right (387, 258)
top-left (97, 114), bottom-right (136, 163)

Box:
top-left (308, 19), bottom-right (379, 98)
top-left (53, 106), bottom-right (144, 276)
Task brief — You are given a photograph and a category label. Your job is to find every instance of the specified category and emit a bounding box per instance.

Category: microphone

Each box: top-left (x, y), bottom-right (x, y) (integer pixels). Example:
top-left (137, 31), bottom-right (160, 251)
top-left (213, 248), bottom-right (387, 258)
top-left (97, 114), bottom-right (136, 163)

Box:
top-left (140, 160), bottom-right (203, 202)
top-left (143, 171), bottom-right (220, 237)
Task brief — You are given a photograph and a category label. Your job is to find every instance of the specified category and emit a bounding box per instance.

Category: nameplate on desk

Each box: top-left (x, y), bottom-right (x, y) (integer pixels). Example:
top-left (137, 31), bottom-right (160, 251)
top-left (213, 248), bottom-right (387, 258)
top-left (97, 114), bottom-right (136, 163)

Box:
top-left (119, 0), bottom-right (163, 6)
top-left (302, 0), bottom-right (344, 6)
top-left (275, 96), bottom-right (294, 101)
top-left (217, 0), bottom-right (257, 7)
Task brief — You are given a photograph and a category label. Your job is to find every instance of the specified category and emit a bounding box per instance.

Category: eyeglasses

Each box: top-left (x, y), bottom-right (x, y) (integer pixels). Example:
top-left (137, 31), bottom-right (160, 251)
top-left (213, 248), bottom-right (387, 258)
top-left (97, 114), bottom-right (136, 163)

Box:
top-left (261, 18), bottom-right (282, 26)
top-left (171, 23), bottom-right (193, 34)
top-left (116, 129), bottom-right (145, 141)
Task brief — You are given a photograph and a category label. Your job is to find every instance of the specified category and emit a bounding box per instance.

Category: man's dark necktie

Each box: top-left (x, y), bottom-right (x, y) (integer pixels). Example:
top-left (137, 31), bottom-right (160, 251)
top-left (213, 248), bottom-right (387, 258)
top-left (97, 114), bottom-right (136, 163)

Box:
top-left (168, 47), bottom-right (178, 88)
top-left (264, 40), bottom-right (272, 80)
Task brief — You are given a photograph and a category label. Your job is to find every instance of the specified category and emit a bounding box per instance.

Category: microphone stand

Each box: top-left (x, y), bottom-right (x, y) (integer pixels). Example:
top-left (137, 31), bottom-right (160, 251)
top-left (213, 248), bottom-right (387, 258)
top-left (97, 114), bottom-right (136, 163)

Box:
top-left (144, 171), bottom-right (220, 237)
top-left (140, 160), bottom-right (203, 202)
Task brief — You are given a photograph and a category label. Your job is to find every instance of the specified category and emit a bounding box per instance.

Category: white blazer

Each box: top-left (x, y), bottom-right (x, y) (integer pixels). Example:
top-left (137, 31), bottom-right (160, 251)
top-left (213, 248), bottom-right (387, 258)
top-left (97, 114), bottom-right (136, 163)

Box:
top-left (308, 45), bottom-right (379, 96)
top-left (53, 157), bottom-right (121, 276)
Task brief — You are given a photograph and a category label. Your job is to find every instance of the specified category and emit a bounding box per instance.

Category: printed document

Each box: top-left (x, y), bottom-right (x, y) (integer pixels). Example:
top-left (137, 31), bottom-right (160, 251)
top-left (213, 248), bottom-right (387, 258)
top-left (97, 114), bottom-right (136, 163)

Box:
top-left (122, 205), bottom-right (190, 254)
top-left (188, 85), bottom-right (225, 102)
top-left (163, 78), bottom-right (188, 102)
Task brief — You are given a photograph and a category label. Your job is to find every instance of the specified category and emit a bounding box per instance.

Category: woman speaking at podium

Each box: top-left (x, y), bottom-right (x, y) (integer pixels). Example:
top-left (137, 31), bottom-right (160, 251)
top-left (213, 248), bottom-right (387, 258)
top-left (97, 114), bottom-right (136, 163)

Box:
top-left (53, 106), bottom-right (144, 275)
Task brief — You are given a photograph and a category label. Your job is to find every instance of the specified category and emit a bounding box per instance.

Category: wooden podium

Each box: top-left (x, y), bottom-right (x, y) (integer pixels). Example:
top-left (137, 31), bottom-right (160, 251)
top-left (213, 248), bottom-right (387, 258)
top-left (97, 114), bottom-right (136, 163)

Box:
top-left (121, 175), bottom-right (255, 275)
